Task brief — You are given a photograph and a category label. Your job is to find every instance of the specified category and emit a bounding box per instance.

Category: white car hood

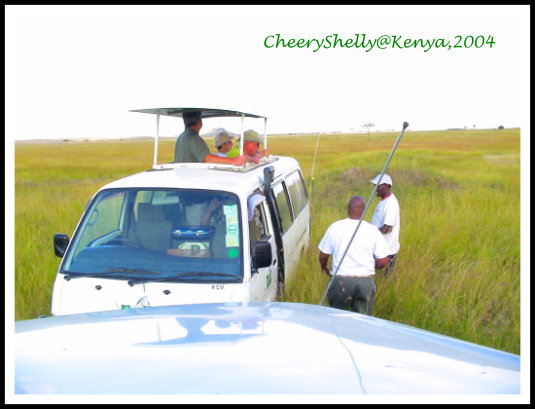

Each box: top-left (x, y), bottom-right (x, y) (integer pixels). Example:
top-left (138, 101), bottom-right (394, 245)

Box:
top-left (15, 302), bottom-right (520, 394)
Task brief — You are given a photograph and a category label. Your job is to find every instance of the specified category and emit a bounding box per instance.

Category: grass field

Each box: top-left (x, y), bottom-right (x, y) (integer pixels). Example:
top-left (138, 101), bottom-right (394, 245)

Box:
top-left (14, 128), bottom-right (521, 354)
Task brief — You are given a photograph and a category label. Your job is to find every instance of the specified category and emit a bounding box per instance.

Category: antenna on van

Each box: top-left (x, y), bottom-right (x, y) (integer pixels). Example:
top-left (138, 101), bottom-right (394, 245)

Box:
top-left (318, 122), bottom-right (409, 307)
top-left (308, 132), bottom-right (321, 200)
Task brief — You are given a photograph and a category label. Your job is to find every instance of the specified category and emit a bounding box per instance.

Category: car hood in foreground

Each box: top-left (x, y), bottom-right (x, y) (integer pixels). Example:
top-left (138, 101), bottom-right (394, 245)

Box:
top-left (14, 302), bottom-right (519, 395)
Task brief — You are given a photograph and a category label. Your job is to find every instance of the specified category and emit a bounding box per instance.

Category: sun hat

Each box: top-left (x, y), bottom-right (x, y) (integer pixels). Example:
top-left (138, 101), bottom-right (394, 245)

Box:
top-left (243, 129), bottom-right (262, 144)
top-left (370, 173), bottom-right (393, 187)
top-left (214, 128), bottom-right (234, 148)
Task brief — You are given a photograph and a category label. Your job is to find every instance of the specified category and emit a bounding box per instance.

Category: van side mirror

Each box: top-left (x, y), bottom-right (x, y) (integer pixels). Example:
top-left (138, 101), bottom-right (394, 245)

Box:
top-left (54, 234), bottom-right (70, 258)
top-left (252, 240), bottom-right (272, 269)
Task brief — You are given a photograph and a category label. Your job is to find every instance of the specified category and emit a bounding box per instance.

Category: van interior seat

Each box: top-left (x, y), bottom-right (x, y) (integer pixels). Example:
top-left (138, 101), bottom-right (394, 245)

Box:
top-left (136, 203), bottom-right (172, 252)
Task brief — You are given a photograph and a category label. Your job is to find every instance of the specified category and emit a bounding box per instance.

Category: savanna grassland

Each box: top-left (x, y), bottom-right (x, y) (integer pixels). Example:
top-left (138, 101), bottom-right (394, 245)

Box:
top-left (14, 128), bottom-right (521, 354)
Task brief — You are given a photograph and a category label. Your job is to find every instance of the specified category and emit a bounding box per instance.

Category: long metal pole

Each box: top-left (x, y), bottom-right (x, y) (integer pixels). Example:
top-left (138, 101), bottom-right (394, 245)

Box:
top-left (319, 122), bottom-right (409, 306)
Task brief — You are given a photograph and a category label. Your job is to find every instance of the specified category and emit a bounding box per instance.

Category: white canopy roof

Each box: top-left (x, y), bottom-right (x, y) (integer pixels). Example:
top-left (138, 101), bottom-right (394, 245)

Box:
top-left (130, 107), bottom-right (267, 119)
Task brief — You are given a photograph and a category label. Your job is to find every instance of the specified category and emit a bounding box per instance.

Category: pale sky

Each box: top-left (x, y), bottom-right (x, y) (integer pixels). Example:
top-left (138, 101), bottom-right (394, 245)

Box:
top-left (5, 5), bottom-right (531, 140)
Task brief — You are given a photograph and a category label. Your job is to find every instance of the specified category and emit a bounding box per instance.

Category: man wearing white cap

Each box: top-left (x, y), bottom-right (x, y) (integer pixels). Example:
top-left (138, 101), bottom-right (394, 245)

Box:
top-left (370, 173), bottom-right (400, 276)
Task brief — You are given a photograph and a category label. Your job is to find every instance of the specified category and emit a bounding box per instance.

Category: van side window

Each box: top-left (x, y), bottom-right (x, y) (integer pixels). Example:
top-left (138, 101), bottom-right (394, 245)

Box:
top-left (272, 182), bottom-right (292, 234)
top-left (285, 170), bottom-right (308, 217)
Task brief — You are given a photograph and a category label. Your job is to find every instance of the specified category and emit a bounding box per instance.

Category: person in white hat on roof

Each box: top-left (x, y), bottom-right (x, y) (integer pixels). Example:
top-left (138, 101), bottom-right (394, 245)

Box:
top-left (213, 128), bottom-right (235, 157)
top-left (370, 173), bottom-right (400, 276)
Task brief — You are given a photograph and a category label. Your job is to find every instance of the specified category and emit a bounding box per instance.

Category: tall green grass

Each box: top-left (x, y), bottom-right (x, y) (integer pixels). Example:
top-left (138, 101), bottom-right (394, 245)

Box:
top-left (14, 140), bottom-right (157, 320)
top-left (281, 129), bottom-right (520, 353)
top-left (14, 129), bottom-right (520, 353)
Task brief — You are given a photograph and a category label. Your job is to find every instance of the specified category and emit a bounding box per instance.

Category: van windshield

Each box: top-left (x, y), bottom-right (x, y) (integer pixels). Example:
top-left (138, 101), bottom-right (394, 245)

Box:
top-left (61, 188), bottom-right (243, 283)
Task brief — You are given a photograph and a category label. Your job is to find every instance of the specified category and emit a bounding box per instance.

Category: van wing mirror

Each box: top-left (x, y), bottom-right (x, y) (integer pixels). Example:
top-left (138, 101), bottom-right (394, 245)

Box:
top-left (252, 240), bottom-right (272, 269)
top-left (54, 234), bottom-right (70, 258)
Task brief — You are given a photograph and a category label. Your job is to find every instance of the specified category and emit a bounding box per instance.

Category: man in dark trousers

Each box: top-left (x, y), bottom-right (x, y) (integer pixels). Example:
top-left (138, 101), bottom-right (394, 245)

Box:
top-left (318, 195), bottom-right (391, 315)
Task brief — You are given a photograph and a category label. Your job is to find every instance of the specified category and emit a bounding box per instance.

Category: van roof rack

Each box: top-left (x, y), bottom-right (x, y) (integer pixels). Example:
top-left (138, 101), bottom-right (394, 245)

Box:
top-left (130, 107), bottom-right (266, 119)
top-left (130, 107), bottom-right (269, 168)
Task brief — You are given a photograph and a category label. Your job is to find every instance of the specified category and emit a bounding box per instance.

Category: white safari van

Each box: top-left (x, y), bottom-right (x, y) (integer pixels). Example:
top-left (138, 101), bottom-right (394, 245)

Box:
top-left (51, 108), bottom-right (310, 315)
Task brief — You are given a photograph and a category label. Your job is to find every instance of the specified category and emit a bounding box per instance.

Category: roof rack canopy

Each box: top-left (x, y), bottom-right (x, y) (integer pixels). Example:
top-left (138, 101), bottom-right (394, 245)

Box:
top-left (130, 107), bottom-right (268, 168)
top-left (130, 107), bottom-right (266, 119)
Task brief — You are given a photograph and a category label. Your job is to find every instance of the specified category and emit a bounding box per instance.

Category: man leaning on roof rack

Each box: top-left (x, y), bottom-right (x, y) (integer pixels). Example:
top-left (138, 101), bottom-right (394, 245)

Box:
top-left (174, 111), bottom-right (260, 166)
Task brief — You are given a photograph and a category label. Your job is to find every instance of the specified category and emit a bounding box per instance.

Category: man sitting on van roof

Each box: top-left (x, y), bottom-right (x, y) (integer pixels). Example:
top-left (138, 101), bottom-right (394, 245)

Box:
top-left (227, 129), bottom-right (270, 160)
top-left (243, 129), bottom-right (270, 159)
top-left (174, 111), bottom-right (258, 166)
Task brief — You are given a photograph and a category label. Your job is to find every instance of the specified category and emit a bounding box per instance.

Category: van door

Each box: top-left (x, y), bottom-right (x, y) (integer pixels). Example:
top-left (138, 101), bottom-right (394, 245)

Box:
top-left (283, 169), bottom-right (310, 270)
top-left (271, 170), bottom-right (310, 284)
top-left (247, 196), bottom-right (277, 301)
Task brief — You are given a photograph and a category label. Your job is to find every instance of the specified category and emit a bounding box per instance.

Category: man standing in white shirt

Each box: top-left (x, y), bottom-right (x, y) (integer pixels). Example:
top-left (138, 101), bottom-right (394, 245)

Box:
top-left (318, 196), bottom-right (391, 315)
top-left (370, 173), bottom-right (400, 276)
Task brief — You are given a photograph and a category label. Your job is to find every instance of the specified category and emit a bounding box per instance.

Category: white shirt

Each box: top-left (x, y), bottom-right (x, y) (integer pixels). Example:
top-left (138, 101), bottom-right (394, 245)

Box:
top-left (371, 193), bottom-right (400, 254)
top-left (318, 218), bottom-right (392, 277)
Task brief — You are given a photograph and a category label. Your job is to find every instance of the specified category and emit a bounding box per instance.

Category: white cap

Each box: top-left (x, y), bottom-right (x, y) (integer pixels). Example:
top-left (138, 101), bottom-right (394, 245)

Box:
top-left (370, 173), bottom-right (393, 187)
top-left (214, 128), bottom-right (234, 148)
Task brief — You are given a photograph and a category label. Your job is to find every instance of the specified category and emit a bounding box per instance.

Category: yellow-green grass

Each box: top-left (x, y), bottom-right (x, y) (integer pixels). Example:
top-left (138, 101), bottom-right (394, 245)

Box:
top-left (14, 129), bottom-right (520, 353)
